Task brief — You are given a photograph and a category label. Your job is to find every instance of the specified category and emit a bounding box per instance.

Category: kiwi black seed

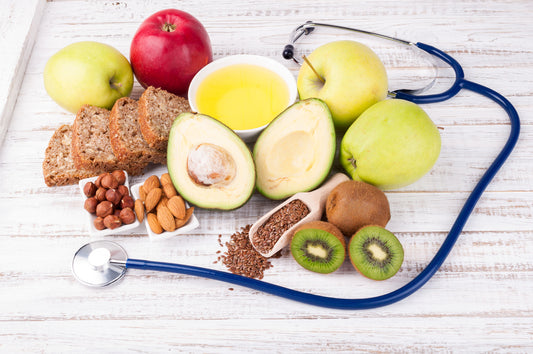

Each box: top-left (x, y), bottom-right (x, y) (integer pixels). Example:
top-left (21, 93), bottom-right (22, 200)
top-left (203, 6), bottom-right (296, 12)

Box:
top-left (348, 225), bottom-right (403, 280)
top-left (290, 221), bottom-right (346, 274)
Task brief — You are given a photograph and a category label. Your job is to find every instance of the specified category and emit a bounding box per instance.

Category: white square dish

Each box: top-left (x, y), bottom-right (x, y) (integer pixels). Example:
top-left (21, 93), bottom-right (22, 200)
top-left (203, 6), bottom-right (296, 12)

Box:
top-left (78, 172), bottom-right (141, 237)
top-left (131, 180), bottom-right (200, 241)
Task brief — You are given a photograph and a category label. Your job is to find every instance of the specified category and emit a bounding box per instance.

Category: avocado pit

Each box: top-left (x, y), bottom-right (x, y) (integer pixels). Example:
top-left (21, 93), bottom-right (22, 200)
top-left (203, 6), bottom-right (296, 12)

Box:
top-left (187, 143), bottom-right (236, 187)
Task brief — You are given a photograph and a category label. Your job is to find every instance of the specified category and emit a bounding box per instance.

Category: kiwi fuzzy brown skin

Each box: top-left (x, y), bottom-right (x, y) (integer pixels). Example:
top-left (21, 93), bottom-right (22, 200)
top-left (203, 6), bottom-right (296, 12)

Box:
top-left (290, 221), bottom-right (346, 274)
top-left (325, 180), bottom-right (391, 237)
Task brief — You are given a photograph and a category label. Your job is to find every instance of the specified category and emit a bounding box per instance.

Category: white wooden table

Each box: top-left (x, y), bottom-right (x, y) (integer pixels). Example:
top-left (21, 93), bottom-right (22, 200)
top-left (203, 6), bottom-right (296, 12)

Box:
top-left (1, 0), bottom-right (532, 352)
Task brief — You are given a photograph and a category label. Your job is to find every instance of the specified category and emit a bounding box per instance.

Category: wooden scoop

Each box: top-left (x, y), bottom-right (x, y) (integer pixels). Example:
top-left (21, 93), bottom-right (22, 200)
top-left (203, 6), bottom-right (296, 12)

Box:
top-left (249, 173), bottom-right (350, 258)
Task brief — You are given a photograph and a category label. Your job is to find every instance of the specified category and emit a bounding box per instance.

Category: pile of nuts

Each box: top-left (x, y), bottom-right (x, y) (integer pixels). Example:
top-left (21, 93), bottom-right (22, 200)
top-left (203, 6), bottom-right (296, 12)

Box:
top-left (83, 170), bottom-right (136, 230)
top-left (135, 173), bottom-right (194, 234)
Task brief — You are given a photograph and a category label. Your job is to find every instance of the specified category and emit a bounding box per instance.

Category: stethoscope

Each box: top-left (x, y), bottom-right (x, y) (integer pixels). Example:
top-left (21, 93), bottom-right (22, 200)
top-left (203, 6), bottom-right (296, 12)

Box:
top-left (72, 22), bottom-right (520, 310)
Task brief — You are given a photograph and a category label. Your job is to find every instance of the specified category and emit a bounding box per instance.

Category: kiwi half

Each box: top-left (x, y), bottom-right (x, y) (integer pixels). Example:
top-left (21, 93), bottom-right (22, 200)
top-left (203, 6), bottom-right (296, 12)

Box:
top-left (348, 225), bottom-right (403, 280)
top-left (290, 221), bottom-right (346, 274)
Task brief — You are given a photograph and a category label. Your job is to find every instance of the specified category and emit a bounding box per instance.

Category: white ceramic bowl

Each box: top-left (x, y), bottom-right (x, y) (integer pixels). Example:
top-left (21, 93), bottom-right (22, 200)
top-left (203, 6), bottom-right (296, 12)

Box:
top-left (188, 54), bottom-right (298, 142)
top-left (131, 180), bottom-right (199, 241)
top-left (79, 172), bottom-right (141, 237)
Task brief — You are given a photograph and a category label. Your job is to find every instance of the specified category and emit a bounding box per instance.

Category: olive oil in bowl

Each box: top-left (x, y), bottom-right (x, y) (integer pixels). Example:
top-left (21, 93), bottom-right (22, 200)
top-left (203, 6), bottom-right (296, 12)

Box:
top-left (195, 64), bottom-right (289, 130)
top-left (188, 55), bottom-right (298, 142)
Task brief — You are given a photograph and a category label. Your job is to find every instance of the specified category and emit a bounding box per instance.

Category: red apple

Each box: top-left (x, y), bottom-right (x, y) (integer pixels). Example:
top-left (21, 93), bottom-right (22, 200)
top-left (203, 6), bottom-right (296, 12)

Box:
top-left (130, 9), bottom-right (212, 97)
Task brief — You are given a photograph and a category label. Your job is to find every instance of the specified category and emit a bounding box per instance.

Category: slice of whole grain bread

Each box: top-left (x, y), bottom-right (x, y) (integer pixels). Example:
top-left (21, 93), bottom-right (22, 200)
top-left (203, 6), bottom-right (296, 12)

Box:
top-left (71, 105), bottom-right (146, 176)
top-left (109, 97), bottom-right (166, 165)
top-left (138, 86), bottom-right (191, 151)
top-left (42, 124), bottom-right (105, 186)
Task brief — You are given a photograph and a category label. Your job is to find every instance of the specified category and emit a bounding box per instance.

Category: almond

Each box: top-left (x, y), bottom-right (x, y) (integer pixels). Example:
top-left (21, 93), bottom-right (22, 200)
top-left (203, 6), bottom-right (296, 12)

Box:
top-left (175, 207), bottom-right (194, 229)
top-left (139, 185), bottom-right (147, 202)
top-left (134, 199), bottom-right (145, 223)
top-left (156, 196), bottom-right (169, 213)
top-left (145, 187), bottom-right (162, 213)
top-left (167, 195), bottom-right (186, 219)
top-left (143, 175), bottom-right (160, 193)
top-left (147, 213), bottom-right (163, 234)
top-left (157, 206), bottom-right (176, 232)
top-left (162, 182), bottom-right (177, 199)
top-left (161, 173), bottom-right (173, 186)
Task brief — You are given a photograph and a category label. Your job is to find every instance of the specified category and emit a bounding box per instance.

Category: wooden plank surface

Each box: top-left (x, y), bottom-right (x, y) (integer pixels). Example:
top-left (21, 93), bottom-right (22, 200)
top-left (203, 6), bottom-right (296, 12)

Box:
top-left (0, 0), bottom-right (44, 143)
top-left (1, 0), bottom-right (532, 352)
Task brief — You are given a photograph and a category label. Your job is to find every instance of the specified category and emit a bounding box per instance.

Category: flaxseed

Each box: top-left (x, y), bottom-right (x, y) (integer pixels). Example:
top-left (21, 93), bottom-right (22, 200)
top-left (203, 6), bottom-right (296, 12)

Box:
top-left (252, 199), bottom-right (310, 254)
top-left (216, 225), bottom-right (276, 279)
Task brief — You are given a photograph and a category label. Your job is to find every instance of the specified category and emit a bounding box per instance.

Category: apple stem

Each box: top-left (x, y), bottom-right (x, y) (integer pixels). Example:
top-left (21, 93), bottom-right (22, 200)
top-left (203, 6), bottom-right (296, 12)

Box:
top-left (162, 23), bottom-right (176, 32)
top-left (349, 158), bottom-right (357, 170)
top-left (302, 55), bottom-right (325, 84)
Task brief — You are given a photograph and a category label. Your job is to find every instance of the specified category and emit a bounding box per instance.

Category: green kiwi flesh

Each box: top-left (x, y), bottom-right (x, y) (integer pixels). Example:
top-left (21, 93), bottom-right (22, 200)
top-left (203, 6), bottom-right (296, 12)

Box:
top-left (291, 228), bottom-right (346, 274)
top-left (348, 225), bottom-right (403, 280)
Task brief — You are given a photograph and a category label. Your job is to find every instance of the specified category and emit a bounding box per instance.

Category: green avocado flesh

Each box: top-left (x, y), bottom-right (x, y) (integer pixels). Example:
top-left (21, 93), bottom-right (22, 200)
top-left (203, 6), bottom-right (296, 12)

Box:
top-left (253, 98), bottom-right (336, 200)
top-left (167, 112), bottom-right (255, 210)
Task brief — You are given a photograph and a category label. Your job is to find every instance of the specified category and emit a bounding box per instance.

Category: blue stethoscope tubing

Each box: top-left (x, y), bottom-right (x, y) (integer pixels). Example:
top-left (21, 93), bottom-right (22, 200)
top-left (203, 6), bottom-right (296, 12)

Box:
top-left (127, 41), bottom-right (520, 310)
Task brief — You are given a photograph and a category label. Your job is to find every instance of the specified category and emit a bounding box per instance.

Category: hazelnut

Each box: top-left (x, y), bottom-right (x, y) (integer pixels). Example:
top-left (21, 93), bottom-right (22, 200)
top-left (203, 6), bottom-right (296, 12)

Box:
top-left (105, 188), bottom-right (122, 205)
top-left (94, 216), bottom-right (106, 230)
top-left (114, 209), bottom-right (122, 218)
top-left (94, 173), bottom-right (107, 188)
top-left (119, 207), bottom-right (136, 224)
top-left (83, 182), bottom-right (97, 197)
top-left (112, 170), bottom-right (127, 185)
top-left (120, 195), bottom-right (135, 209)
top-left (117, 184), bottom-right (129, 197)
top-left (84, 197), bottom-right (98, 214)
top-left (96, 200), bottom-right (114, 218)
top-left (95, 187), bottom-right (107, 202)
top-left (103, 214), bottom-right (122, 229)
top-left (101, 173), bottom-right (119, 189)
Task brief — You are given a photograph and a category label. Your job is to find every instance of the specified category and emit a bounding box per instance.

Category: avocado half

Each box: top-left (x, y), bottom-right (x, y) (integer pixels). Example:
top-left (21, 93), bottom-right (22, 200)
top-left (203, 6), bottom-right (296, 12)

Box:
top-left (167, 112), bottom-right (256, 210)
top-left (253, 98), bottom-right (336, 200)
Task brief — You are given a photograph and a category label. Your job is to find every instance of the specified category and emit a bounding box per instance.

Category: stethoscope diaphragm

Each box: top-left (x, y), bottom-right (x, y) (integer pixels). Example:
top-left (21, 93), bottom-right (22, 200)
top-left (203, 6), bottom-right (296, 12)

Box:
top-left (72, 240), bottom-right (128, 287)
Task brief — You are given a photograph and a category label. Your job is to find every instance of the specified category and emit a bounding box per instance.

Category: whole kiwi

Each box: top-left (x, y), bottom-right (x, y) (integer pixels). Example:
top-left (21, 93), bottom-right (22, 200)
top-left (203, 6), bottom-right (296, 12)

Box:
top-left (325, 180), bottom-right (390, 236)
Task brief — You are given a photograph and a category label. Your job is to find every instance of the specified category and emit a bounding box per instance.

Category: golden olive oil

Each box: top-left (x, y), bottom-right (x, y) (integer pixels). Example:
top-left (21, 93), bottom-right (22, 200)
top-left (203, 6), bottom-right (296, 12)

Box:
top-left (195, 64), bottom-right (289, 130)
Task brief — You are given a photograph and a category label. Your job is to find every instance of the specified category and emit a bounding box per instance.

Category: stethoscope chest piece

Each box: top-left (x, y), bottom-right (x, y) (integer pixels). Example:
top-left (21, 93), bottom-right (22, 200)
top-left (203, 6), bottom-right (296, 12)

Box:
top-left (72, 240), bottom-right (128, 287)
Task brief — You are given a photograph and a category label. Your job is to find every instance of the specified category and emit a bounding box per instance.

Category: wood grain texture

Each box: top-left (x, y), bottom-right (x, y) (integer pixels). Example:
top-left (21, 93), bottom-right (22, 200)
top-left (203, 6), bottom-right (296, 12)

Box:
top-left (1, 0), bottom-right (532, 352)
top-left (0, 0), bottom-right (44, 143)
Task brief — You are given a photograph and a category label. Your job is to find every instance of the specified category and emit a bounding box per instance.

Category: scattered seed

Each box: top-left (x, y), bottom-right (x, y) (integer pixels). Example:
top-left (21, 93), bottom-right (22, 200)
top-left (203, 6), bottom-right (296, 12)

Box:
top-left (216, 224), bottom-right (274, 279)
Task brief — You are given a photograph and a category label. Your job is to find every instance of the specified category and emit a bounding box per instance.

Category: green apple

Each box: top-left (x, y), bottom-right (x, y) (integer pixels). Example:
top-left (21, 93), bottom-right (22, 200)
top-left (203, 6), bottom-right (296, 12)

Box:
top-left (44, 41), bottom-right (133, 113)
top-left (340, 99), bottom-right (441, 190)
top-left (297, 40), bottom-right (388, 129)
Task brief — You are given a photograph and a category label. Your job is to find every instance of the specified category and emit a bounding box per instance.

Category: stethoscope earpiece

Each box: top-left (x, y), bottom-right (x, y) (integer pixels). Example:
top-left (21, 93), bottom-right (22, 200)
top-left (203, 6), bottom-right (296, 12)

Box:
top-left (282, 44), bottom-right (295, 60)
